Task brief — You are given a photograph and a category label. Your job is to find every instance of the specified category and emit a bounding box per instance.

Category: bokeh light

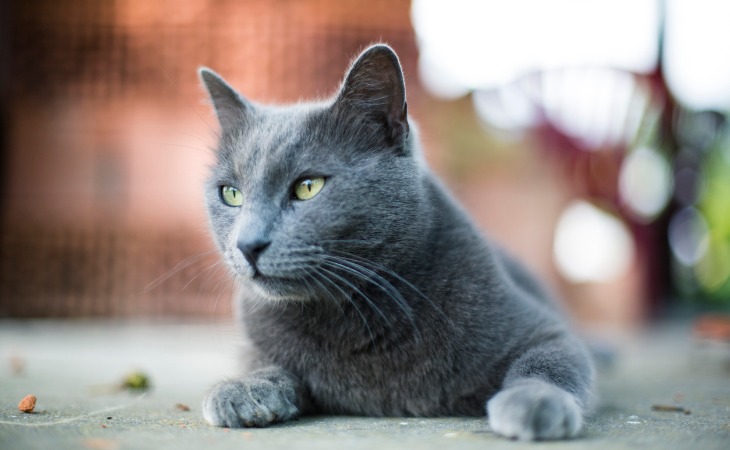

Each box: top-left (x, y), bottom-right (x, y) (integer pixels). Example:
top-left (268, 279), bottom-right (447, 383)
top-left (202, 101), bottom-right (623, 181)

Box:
top-left (668, 207), bottom-right (709, 267)
top-left (664, 0), bottom-right (730, 110)
top-left (693, 127), bottom-right (730, 298)
top-left (540, 69), bottom-right (649, 150)
top-left (471, 85), bottom-right (539, 134)
top-left (412, 0), bottom-right (659, 97)
top-left (618, 146), bottom-right (673, 221)
top-left (695, 237), bottom-right (730, 293)
top-left (553, 201), bottom-right (635, 283)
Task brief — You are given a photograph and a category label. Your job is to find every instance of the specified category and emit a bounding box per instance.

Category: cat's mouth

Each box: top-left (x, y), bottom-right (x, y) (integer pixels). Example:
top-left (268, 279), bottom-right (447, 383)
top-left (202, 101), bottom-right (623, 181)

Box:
top-left (246, 271), bottom-right (311, 302)
top-left (227, 247), bottom-right (323, 301)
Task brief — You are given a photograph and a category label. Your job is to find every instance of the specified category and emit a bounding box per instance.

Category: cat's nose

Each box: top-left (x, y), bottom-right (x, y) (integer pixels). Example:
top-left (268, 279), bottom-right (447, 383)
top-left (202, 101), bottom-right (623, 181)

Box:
top-left (237, 239), bottom-right (271, 272)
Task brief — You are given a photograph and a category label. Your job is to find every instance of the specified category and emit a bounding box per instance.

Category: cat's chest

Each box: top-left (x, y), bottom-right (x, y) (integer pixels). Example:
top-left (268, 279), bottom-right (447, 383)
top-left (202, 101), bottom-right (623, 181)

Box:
top-left (249, 304), bottom-right (417, 366)
top-left (244, 304), bottom-right (462, 414)
top-left (246, 310), bottom-right (491, 416)
top-left (295, 338), bottom-right (427, 414)
top-left (271, 323), bottom-right (414, 375)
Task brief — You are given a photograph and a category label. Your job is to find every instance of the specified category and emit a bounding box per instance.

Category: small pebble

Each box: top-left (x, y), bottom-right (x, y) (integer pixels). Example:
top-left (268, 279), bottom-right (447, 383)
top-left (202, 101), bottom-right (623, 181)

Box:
top-left (18, 394), bottom-right (36, 413)
top-left (122, 372), bottom-right (150, 391)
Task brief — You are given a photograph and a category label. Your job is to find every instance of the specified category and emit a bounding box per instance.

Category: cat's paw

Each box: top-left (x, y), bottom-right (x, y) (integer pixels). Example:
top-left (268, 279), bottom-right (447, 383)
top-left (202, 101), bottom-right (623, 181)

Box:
top-left (202, 378), bottom-right (300, 428)
top-left (486, 380), bottom-right (582, 441)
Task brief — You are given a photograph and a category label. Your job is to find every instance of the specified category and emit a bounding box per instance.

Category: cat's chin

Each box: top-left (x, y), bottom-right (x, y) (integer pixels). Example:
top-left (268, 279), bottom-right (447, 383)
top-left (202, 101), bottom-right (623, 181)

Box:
top-left (246, 275), bottom-right (310, 302)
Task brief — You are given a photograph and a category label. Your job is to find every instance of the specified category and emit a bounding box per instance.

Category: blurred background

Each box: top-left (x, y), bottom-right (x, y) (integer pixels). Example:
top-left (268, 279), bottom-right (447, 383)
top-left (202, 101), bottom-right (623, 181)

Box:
top-left (1, 0), bottom-right (728, 332)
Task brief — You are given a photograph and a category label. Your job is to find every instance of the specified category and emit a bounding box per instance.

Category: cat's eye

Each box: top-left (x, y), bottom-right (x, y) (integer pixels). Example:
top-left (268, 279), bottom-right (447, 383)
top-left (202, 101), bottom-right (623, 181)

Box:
top-left (220, 185), bottom-right (243, 207)
top-left (293, 177), bottom-right (325, 201)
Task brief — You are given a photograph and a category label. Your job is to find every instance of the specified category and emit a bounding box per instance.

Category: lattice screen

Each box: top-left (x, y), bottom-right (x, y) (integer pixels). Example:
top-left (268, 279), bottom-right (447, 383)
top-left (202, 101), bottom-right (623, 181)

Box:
top-left (0, 0), bottom-right (418, 317)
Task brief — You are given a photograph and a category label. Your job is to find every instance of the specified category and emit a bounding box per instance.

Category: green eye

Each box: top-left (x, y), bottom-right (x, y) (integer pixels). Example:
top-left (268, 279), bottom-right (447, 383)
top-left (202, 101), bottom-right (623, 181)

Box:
top-left (220, 185), bottom-right (243, 207)
top-left (294, 177), bottom-right (325, 200)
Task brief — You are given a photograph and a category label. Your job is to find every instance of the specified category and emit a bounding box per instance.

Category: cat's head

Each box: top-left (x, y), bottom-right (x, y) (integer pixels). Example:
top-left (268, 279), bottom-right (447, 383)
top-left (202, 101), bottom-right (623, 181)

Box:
top-left (200, 44), bottom-right (428, 302)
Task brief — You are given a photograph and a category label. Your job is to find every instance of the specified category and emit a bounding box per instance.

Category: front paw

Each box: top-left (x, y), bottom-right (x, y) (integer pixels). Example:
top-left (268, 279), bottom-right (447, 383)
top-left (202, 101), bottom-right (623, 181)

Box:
top-left (486, 381), bottom-right (582, 440)
top-left (203, 378), bottom-right (300, 428)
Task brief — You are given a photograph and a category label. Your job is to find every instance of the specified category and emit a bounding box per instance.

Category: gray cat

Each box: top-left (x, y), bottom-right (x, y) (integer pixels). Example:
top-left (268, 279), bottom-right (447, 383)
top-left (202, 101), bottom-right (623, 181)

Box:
top-left (198, 44), bottom-right (594, 441)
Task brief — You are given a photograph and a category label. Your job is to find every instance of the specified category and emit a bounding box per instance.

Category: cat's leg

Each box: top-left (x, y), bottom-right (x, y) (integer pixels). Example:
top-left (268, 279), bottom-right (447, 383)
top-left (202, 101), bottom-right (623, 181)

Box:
top-left (203, 366), bottom-right (308, 428)
top-left (486, 337), bottom-right (594, 440)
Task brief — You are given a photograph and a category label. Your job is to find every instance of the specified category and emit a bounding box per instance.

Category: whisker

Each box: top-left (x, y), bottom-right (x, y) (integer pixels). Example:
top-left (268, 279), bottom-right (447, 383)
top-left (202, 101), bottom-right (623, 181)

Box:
top-left (305, 269), bottom-right (345, 315)
top-left (244, 292), bottom-right (265, 317)
top-left (318, 238), bottom-right (374, 245)
top-left (211, 270), bottom-right (234, 319)
top-left (182, 260), bottom-right (223, 293)
top-left (327, 250), bottom-right (447, 323)
top-left (157, 142), bottom-right (213, 154)
top-left (315, 267), bottom-right (376, 345)
top-left (196, 260), bottom-right (226, 298)
top-left (330, 251), bottom-right (429, 301)
top-left (323, 257), bottom-right (410, 309)
top-left (143, 250), bottom-right (219, 293)
top-left (320, 263), bottom-right (388, 324)
top-left (322, 256), bottom-right (421, 339)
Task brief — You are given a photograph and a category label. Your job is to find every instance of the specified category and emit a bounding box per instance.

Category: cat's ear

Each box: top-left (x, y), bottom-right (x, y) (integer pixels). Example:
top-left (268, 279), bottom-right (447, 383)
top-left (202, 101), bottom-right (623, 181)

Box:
top-left (335, 44), bottom-right (409, 145)
top-left (198, 68), bottom-right (252, 133)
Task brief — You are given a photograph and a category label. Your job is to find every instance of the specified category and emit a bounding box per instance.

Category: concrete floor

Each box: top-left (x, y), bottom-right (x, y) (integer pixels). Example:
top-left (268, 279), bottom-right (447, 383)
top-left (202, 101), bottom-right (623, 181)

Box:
top-left (1, 320), bottom-right (729, 450)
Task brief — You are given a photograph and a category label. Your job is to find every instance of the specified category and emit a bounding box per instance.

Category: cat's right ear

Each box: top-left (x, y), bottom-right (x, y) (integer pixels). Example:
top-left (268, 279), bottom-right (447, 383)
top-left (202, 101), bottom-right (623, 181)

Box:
top-left (333, 44), bottom-right (409, 147)
top-left (198, 68), bottom-right (252, 133)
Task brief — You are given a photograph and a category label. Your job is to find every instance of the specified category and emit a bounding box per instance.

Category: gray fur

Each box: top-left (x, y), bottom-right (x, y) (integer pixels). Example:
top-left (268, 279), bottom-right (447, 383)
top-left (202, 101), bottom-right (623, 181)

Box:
top-left (199, 44), bottom-right (595, 441)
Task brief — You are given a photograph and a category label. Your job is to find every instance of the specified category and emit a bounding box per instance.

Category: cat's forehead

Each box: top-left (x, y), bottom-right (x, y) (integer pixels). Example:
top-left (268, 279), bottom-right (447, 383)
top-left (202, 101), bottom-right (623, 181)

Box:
top-left (219, 103), bottom-right (326, 185)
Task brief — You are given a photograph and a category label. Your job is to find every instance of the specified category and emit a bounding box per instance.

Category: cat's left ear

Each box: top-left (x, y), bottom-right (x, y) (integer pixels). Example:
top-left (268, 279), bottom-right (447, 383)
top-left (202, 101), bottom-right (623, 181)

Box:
top-left (199, 68), bottom-right (253, 133)
top-left (335, 44), bottom-right (409, 145)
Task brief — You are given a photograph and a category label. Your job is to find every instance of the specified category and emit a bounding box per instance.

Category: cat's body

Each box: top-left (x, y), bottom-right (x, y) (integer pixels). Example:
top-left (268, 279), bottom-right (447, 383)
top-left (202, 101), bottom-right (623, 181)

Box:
top-left (200, 44), bottom-right (594, 440)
